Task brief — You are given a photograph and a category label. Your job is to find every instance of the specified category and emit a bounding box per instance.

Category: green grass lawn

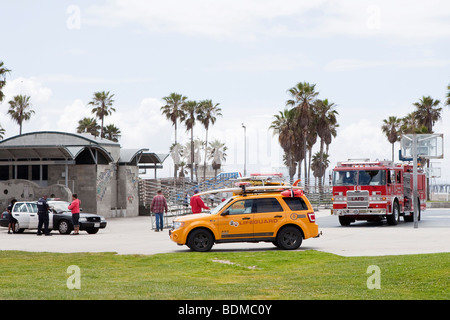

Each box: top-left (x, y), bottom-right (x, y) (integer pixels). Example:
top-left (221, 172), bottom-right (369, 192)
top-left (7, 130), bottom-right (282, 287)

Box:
top-left (0, 250), bottom-right (448, 300)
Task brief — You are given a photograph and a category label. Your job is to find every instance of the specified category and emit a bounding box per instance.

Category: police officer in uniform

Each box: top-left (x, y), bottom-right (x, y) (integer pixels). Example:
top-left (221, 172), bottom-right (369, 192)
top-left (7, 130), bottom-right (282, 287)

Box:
top-left (37, 195), bottom-right (51, 236)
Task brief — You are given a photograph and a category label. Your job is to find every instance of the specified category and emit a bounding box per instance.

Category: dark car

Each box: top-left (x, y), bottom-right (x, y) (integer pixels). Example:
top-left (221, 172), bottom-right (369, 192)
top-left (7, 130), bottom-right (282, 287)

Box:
top-left (0, 211), bottom-right (12, 228)
top-left (48, 200), bottom-right (107, 234)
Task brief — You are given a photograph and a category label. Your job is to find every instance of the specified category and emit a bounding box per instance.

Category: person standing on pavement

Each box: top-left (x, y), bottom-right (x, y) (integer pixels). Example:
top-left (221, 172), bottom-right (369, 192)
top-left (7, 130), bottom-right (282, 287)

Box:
top-left (190, 189), bottom-right (210, 214)
top-left (68, 194), bottom-right (81, 235)
top-left (7, 199), bottom-right (17, 234)
top-left (37, 195), bottom-right (51, 236)
top-left (150, 190), bottom-right (168, 232)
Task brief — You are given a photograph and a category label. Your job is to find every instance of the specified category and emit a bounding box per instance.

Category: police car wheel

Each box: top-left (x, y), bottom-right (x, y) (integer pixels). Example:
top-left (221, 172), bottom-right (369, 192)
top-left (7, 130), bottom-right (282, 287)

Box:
top-left (187, 229), bottom-right (214, 252)
top-left (58, 220), bottom-right (72, 235)
top-left (13, 222), bottom-right (24, 233)
top-left (277, 226), bottom-right (302, 250)
top-left (86, 228), bottom-right (99, 234)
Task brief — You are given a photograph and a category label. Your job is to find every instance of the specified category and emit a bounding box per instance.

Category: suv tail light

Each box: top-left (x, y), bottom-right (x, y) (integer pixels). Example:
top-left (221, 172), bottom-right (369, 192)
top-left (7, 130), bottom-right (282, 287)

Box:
top-left (307, 212), bottom-right (316, 223)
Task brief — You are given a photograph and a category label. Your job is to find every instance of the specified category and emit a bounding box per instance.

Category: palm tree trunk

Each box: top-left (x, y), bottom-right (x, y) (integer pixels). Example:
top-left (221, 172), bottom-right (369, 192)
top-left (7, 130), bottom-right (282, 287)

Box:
top-left (203, 129), bottom-right (209, 182)
top-left (174, 122), bottom-right (178, 179)
top-left (391, 143), bottom-right (395, 162)
top-left (100, 116), bottom-right (104, 138)
top-left (319, 139), bottom-right (324, 193)
top-left (190, 128), bottom-right (194, 181)
top-left (174, 121), bottom-right (178, 145)
top-left (19, 110), bottom-right (23, 135)
top-left (307, 149), bottom-right (312, 192)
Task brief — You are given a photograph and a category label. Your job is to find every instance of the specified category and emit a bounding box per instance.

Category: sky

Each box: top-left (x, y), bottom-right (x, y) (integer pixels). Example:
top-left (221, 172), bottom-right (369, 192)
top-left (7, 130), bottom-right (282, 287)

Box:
top-left (1, 0), bottom-right (449, 183)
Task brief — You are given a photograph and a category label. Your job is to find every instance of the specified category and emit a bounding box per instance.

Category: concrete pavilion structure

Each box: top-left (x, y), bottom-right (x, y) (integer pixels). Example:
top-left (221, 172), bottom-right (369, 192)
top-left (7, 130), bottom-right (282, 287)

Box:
top-left (0, 131), bottom-right (168, 218)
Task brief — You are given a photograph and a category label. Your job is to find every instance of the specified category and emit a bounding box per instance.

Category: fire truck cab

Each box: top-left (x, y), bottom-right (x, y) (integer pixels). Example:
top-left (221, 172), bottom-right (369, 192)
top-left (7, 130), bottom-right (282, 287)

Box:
top-left (331, 159), bottom-right (426, 226)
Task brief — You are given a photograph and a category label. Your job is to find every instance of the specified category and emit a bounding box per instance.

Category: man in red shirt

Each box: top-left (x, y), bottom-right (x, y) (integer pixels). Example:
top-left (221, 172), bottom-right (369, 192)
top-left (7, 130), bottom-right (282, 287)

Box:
top-left (190, 189), bottom-right (210, 214)
top-left (68, 194), bottom-right (81, 235)
top-left (150, 190), bottom-right (168, 232)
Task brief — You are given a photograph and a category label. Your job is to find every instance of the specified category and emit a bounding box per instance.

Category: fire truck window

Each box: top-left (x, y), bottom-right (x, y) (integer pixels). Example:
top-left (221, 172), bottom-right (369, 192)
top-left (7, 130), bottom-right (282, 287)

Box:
top-left (333, 171), bottom-right (356, 186)
top-left (359, 170), bottom-right (386, 186)
top-left (388, 170), bottom-right (394, 184)
top-left (396, 171), bottom-right (402, 183)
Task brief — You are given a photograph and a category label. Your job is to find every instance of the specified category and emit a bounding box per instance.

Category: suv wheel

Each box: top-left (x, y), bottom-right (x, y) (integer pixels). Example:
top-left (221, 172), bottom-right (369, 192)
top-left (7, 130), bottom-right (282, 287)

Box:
top-left (187, 229), bottom-right (214, 252)
top-left (277, 226), bottom-right (302, 250)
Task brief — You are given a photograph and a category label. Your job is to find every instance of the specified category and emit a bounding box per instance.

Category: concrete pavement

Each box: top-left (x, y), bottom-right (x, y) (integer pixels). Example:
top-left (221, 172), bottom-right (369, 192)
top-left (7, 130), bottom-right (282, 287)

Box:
top-left (0, 208), bottom-right (449, 257)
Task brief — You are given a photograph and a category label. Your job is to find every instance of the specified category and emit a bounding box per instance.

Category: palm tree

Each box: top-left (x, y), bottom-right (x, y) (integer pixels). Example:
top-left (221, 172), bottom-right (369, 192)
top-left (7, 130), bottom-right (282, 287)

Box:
top-left (311, 152), bottom-right (330, 192)
top-left (286, 82), bottom-right (319, 129)
top-left (0, 125), bottom-right (5, 140)
top-left (8, 95), bottom-right (34, 135)
top-left (413, 96), bottom-right (441, 133)
top-left (89, 91), bottom-right (116, 139)
top-left (182, 100), bottom-right (200, 181)
top-left (170, 142), bottom-right (183, 179)
top-left (161, 92), bottom-right (187, 145)
top-left (103, 124), bottom-right (121, 142)
top-left (286, 82), bottom-right (319, 180)
top-left (314, 99), bottom-right (338, 191)
top-left (446, 84), bottom-right (450, 106)
top-left (197, 99), bottom-right (222, 181)
top-left (208, 139), bottom-right (228, 178)
top-left (0, 61), bottom-right (11, 103)
top-left (77, 117), bottom-right (100, 137)
top-left (305, 122), bottom-right (318, 189)
top-left (0, 61), bottom-right (10, 137)
top-left (270, 109), bottom-right (299, 182)
top-left (400, 112), bottom-right (419, 134)
top-left (178, 161), bottom-right (188, 178)
top-left (412, 96), bottom-right (442, 202)
top-left (381, 116), bottom-right (402, 162)
top-left (181, 139), bottom-right (203, 181)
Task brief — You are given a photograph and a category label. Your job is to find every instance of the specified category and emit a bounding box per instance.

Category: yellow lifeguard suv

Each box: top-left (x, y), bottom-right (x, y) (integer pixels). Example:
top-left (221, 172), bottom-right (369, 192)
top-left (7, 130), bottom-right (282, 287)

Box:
top-left (169, 183), bottom-right (320, 252)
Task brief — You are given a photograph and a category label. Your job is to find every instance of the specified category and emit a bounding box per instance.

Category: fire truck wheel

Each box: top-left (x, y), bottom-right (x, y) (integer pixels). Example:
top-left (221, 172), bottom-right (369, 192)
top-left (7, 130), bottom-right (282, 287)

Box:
top-left (338, 216), bottom-right (352, 226)
top-left (404, 198), bottom-right (421, 222)
top-left (417, 198), bottom-right (421, 221)
top-left (387, 202), bottom-right (400, 225)
top-left (404, 214), bottom-right (413, 222)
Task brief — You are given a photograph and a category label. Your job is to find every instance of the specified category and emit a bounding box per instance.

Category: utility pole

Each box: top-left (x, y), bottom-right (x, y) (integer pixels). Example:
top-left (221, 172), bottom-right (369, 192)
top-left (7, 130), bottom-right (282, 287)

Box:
top-left (242, 123), bottom-right (247, 177)
top-left (412, 134), bottom-right (419, 229)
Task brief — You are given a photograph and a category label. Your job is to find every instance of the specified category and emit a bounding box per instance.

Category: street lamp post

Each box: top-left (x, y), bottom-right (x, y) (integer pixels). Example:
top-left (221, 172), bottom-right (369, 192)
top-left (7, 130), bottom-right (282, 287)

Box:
top-left (241, 123), bottom-right (247, 177)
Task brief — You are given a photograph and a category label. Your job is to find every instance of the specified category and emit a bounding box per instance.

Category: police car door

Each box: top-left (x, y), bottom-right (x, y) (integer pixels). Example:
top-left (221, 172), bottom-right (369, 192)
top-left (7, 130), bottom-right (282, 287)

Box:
top-left (27, 203), bottom-right (39, 229)
top-left (12, 203), bottom-right (30, 228)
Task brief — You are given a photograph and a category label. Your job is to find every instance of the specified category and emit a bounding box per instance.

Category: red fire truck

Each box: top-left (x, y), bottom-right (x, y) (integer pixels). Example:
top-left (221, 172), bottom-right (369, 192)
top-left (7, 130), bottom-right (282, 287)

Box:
top-left (331, 159), bottom-right (426, 226)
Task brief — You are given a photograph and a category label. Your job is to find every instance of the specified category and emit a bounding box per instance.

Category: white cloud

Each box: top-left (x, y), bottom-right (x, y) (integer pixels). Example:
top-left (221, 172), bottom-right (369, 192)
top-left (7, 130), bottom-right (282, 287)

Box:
top-left (84, 0), bottom-right (450, 41)
top-left (207, 54), bottom-right (315, 72)
top-left (53, 99), bottom-right (92, 132)
top-left (110, 98), bottom-right (173, 151)
top-left (330, 118), bottom-right (391, 165)
top-left (39, 74), bottom-right (152, 84)
top-left (0, 77), bottom-right (53, 137)
top-left (325, 58), bottom-right (450, 72)
top-left (85, 0), bottom-right (322, 40)
top-left (0, 77), bottom-right (52, 105)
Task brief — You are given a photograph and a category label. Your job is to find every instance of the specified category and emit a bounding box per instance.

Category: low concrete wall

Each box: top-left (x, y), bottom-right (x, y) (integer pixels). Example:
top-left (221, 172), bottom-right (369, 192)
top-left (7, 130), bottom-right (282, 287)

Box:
top-left (0, 179), bottom-right (72, 210)
top-left (427, 202), bottom-right (450, 209)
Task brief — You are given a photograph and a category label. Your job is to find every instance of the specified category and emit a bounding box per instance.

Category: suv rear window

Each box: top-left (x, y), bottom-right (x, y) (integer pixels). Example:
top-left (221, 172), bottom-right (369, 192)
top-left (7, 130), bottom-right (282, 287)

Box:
top-left (283, 197), bottom-right (308, 211)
